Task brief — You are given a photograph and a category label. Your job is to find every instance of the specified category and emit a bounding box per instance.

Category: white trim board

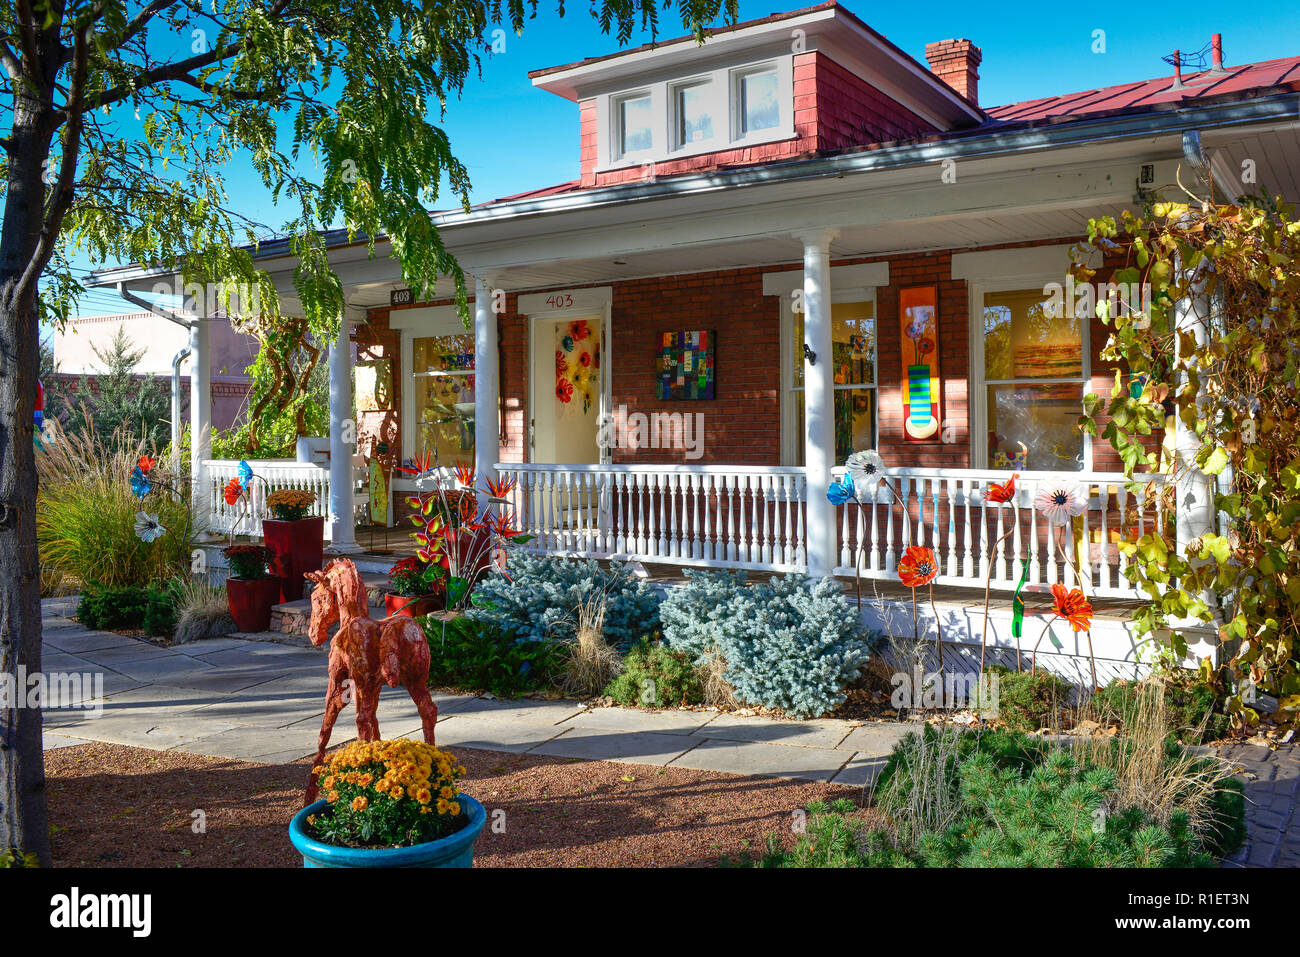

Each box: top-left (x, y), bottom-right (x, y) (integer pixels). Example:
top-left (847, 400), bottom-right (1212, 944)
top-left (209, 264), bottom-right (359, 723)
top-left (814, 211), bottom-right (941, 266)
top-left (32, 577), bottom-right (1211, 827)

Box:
top-left (762, 261), bottom-right (889, 297)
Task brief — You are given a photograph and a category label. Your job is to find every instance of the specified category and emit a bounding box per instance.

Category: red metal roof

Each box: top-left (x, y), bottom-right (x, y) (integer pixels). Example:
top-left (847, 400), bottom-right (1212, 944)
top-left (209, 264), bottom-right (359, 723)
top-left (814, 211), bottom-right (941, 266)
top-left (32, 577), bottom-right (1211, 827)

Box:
top-left (986, 55), bottom-right (1300, 123)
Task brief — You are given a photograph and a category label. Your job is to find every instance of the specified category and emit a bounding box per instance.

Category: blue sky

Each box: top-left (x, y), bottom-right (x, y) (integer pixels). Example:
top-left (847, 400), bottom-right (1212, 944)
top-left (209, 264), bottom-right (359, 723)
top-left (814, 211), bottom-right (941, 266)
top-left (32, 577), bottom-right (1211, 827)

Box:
top-left (65, 0), bottom-right (1300, 316)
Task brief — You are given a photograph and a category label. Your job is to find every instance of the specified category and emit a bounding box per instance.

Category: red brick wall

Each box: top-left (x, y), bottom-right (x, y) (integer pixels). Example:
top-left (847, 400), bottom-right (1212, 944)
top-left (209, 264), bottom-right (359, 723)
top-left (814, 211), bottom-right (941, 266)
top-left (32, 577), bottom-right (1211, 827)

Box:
top-left (610, 268), bottom-right (780, 466)
top-left (579, 51), bottom-right (938, 188)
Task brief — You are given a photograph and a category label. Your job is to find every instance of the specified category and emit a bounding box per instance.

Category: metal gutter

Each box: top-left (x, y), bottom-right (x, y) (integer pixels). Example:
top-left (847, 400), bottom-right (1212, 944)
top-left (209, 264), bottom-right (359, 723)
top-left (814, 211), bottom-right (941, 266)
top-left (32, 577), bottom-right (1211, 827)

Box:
top-left (86, 91), bottom-right (1300, 286)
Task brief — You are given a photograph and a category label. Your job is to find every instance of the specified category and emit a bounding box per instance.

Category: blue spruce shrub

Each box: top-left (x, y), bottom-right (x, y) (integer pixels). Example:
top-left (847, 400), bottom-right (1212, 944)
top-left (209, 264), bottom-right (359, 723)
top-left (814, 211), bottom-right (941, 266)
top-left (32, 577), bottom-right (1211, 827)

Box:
top-left (656, 568), bottom-right (750, 658)
top-left (662, 571), bottom-right (873, 718)
top-left (469, 552), bottom-right (660, 649)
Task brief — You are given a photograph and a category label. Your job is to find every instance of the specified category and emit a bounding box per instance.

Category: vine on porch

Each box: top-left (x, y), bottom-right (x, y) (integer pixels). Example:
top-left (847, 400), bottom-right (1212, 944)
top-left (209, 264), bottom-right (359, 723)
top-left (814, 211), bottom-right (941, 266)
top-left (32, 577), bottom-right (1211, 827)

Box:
top-left (1073, 192), bottom-right (1300, 727)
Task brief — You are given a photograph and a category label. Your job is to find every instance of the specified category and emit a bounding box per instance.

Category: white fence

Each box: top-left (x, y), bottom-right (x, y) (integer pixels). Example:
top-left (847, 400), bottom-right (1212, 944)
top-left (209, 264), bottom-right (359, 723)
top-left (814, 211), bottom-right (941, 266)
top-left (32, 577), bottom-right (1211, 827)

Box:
top-left (203, 459), bottom-right (331, 538)
top-left (496, 462), bottom-right (1168, 596)
top-left (496, 464), bottom-right (808, 572)
top-left (830, 467), bottom-right (1170, 597)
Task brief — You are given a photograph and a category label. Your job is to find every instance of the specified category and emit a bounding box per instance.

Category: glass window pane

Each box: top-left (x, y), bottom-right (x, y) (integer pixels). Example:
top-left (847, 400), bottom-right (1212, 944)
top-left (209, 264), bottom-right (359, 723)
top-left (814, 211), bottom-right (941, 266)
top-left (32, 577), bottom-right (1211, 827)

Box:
top-left (791, 388), bottom-right (875, 467)
top-left (987, 383), bottom-right (1084, 472)
top-left (413, 334), bottom-right (474, 373)
top-left (415, 372), bottom-right (475, 467)
top-left (619, 95), bottom-right (653, 154)
top-left (831, 301), bottom-right (875, 387)
top-left (676, 84), bottom-right (714, 145)
top-left (984, 288), bottom-right (1081, 380)
top-left (739, 70), bottom-right (779, 133)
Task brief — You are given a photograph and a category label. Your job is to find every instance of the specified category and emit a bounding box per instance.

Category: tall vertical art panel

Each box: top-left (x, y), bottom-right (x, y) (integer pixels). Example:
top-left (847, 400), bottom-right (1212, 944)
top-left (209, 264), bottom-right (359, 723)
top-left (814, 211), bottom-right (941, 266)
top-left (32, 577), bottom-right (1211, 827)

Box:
top-left (899, 285), bottom-right (941, 440)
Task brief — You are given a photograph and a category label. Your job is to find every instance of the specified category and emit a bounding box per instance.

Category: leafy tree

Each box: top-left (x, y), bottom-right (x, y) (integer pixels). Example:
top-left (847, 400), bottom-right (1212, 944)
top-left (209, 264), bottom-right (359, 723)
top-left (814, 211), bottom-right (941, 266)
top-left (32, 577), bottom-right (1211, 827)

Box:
top-left (67, 326), bottom-right (169, 447)
top-left (0, 0), bottom-right (736, 865)
top-left (1074, 194), bottom-right (1300, 729)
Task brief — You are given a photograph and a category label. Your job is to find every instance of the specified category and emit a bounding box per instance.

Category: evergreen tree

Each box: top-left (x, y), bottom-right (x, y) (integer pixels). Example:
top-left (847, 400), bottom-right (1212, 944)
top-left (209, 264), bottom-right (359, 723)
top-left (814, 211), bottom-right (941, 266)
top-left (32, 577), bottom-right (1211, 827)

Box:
top-left (70, 327), bottom-right (169, 450)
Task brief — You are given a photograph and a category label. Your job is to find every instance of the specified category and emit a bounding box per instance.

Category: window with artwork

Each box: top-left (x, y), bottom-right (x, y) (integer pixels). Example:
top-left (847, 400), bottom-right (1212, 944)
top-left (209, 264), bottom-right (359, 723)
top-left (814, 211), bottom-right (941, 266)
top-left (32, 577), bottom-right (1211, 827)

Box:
top-left (411, 333), bottom-right (475, 467)
top-left (982, 288), bottom-right (1085, 471)
top-left (789, 300), bottom-right (876, 466)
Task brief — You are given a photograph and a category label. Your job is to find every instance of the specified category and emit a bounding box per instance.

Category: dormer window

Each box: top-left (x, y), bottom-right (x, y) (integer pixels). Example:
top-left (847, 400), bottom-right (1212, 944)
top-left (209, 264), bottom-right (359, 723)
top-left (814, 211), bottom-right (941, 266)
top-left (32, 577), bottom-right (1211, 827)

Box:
top-left (735, 66), bottom-right (780, 136)
top-left (596, 55), bottom-right (793, 170)
top-left (614, 91), bottom-right (655, 159)
top-left (672, 80), bottom-right (716, 148)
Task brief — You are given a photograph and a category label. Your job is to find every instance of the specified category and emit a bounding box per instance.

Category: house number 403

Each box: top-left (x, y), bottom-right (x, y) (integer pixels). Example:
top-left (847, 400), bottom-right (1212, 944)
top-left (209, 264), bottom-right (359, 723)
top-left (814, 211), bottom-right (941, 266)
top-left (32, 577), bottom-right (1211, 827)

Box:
top-left (545, 294), bottom-right (574, 309)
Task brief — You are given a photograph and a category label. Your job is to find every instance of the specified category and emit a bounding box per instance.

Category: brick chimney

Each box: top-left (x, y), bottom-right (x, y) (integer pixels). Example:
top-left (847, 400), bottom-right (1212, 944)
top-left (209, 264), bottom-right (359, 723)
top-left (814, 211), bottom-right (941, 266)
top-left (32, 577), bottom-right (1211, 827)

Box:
top-left (925, 38), bottom-right (982, 107)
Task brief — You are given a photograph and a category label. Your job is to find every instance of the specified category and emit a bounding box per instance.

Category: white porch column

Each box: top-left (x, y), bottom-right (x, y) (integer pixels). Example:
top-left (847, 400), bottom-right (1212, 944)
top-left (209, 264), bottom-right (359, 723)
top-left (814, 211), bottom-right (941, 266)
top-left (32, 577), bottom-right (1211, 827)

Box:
top-left (326, 309), bottom-right (361, 553)
top-left (798, 228), bottom-right (838, 578)
top-left (1173, 268), bottom-right (1218, 664)
top-left (473, 275), bottom-right (500, 487)
top-left (187, 301), bottom-right (211, 535)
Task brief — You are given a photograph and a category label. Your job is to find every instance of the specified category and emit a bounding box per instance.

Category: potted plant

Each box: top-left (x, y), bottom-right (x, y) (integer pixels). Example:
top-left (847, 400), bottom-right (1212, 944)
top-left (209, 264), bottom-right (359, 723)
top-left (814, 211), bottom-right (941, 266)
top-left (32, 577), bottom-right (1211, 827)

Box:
top-left (262, 488), bottom-right (323, 602)
top-left (384, 556), bottom-right (446, 618)
top-left (289, 739), bottom-right (486, 868)
top-left (223, 543), bottom-right (279, 631)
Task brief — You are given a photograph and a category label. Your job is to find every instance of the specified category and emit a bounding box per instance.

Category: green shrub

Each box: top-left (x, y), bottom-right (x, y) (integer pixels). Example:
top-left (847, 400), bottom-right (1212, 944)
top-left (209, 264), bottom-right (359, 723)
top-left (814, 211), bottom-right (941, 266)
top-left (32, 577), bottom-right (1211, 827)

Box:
top-left (1092, 672), bottom-right (1228, 744)
top-left (661, 570), bottom-right (872, 718)
top-left (604, 640), bottom-right (704, 708)
top-left (757, 728), bottom-right (1245, 868)
top-left (37, 428), bottom-right (199, 587)
top-left (423, 614), bottom-right (565, 697)
top-left (985, 665), bottom-right (1072, 734)
top-left (470, 553), bottom-right (660, 649)
top-left (77, 581), bottom-right (176, 638)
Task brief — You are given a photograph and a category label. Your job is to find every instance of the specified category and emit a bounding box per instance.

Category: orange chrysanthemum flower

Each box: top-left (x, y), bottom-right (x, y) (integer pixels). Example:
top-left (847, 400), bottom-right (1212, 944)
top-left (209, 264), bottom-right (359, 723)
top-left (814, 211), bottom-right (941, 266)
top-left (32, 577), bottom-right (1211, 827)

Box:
top-left (988, 473), bottom-right (1018, 504)
top-left (1050, 583), bottom-right (1093, 632)
top-left (898, 545), bottom-right (939, 588)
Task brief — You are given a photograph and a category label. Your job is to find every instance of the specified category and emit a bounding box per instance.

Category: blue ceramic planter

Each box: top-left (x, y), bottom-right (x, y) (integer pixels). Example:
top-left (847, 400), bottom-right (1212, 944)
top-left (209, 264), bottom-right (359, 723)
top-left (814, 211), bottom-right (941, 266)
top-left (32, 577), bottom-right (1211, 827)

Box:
top-left (289, 793), bottom-right (486, 868)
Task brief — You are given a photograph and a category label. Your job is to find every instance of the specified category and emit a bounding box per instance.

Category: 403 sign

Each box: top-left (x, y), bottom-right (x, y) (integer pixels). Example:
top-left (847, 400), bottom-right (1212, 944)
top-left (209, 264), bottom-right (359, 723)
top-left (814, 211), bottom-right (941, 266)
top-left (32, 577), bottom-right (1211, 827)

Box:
top-left (390, 288), bottom-right (414, 307)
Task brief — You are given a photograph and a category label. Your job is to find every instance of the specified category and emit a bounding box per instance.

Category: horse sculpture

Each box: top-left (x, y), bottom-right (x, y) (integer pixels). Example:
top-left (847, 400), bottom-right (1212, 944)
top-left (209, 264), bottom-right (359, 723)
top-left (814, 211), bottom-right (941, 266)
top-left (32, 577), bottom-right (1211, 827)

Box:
top-left (303, 559), bottom-right (439, 803)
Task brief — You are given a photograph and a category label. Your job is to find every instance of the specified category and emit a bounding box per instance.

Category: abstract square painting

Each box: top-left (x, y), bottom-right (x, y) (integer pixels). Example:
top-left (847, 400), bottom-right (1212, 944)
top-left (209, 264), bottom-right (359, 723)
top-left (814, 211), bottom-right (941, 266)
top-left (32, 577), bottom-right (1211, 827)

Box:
top-left (657, 330), bottom-right (715, 400)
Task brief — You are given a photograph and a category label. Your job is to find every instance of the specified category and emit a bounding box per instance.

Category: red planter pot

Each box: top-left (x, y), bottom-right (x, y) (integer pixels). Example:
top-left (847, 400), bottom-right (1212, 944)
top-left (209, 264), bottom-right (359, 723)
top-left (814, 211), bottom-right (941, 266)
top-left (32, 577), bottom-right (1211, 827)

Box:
top-left (226, 577), bottom-right (281, 632)
top-left (384, 593), bottom-right (441, 618)
top-left (263, 516), bottom-right (325, 603)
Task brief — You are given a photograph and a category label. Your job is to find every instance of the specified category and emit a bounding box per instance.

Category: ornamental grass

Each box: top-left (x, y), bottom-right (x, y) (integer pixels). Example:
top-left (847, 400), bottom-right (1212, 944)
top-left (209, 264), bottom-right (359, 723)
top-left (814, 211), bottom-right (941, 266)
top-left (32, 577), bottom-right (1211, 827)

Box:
top-left (308, 740), bottom-right (468, 848)
top-left (36, 424), bottom-right (198, 588)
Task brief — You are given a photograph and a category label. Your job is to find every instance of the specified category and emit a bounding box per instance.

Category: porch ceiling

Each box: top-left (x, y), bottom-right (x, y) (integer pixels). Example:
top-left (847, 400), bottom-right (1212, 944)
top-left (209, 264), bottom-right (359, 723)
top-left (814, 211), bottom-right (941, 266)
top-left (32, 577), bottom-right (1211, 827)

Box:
top-left (365, 201), bottom-right (1135, 297)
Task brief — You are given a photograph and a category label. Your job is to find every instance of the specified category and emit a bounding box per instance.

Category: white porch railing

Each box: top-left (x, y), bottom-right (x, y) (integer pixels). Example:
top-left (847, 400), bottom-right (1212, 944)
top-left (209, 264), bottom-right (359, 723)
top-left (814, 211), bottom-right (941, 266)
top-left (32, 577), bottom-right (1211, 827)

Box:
top-left (495, 462), bottom-right (1169, 597)
top-left (496, 463), bottom-right (808, 572)
top-left (830, 467), bottom-right (1170, 598)
top-left (203, 459), bottom-right (332, 538)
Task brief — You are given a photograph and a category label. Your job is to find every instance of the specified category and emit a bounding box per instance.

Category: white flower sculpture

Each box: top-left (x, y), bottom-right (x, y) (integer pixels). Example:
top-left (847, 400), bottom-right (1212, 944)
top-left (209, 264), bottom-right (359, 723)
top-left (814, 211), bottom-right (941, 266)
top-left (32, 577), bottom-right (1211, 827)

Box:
top-left (134, 510), bottom-right (166, 543)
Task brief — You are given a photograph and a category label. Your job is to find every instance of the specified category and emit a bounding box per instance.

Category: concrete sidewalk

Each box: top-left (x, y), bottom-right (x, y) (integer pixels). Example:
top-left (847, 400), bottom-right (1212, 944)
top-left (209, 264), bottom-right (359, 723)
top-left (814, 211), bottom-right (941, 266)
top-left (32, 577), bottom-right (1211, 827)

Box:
top-left (37, 598), bottom-right (913, 786)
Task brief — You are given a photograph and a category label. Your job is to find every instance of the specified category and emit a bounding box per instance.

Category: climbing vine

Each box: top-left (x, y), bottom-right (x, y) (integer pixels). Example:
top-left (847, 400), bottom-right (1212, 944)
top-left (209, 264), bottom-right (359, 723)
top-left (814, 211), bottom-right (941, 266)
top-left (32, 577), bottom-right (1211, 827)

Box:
top-left (1074, 194), bottom-right (1300, 727)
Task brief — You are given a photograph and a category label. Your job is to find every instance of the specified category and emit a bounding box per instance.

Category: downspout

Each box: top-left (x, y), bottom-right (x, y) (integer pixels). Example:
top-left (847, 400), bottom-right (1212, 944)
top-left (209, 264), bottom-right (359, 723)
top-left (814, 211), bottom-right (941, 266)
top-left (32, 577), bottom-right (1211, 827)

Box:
top-left (171, 346), bottom-right (191, 475)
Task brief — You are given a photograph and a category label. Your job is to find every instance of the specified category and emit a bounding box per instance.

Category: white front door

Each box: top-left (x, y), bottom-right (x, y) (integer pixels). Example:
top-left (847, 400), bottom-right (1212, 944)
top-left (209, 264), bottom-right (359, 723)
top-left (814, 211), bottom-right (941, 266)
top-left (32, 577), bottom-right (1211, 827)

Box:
top-left (530, 313), bottom-right (606, 464)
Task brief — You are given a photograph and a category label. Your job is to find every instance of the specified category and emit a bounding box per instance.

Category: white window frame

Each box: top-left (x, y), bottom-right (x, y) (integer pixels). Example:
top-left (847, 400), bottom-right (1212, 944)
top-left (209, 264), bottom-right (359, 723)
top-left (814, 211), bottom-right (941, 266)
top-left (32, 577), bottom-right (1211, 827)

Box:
top-left (611, 88), bottom-right (657, 164)
top-left (595, 55), bottom-right (794, 172)
top-left (779, 287), bottom-right (879, 466)
top-left (968, 277), bottom-right (1093, 472)
top-left (390, 305), bottom-right (476, 488)
top-left (731, 63), bottom-right (784, 142)
top-left (669, 76), bottom-right (721, 153)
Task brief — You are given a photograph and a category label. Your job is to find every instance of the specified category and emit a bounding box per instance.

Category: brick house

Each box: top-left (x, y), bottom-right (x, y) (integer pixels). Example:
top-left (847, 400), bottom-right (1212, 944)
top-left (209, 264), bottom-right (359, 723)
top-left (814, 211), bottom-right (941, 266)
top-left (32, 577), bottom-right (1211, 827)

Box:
top-left (91, 2), bottom-right (1300, 676)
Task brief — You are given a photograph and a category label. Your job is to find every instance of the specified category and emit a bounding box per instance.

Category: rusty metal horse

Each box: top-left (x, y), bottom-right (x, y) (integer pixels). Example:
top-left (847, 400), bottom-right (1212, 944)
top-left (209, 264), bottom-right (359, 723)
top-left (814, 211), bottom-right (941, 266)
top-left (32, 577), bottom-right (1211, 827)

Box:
top-left (303, 559), bottom-right (439, 803)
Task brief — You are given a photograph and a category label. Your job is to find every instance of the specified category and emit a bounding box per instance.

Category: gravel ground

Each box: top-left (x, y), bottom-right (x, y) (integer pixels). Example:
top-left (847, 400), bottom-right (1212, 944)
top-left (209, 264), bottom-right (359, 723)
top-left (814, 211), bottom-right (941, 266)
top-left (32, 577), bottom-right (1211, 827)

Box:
top-left (45, 743), bottom-right (864, 868)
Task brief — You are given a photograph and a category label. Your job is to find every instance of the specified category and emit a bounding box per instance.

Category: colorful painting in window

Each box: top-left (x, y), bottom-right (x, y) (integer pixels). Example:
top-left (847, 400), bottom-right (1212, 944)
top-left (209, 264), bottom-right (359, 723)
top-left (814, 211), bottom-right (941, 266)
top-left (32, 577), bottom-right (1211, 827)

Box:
top-left (556, 319), bottom-right (599, 413)
top-left (899, 286), bottom-right (940, 440)
top-left (656, 330), bottom-right (715, 400)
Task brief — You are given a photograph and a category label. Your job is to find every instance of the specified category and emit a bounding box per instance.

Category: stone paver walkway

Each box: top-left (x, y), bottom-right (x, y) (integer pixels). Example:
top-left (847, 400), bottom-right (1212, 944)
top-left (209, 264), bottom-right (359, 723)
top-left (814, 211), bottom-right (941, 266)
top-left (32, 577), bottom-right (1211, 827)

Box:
top-left (37, 598), bottom-right (911, 785)
top-left (1218, 742), bottom-right (1300, 868)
